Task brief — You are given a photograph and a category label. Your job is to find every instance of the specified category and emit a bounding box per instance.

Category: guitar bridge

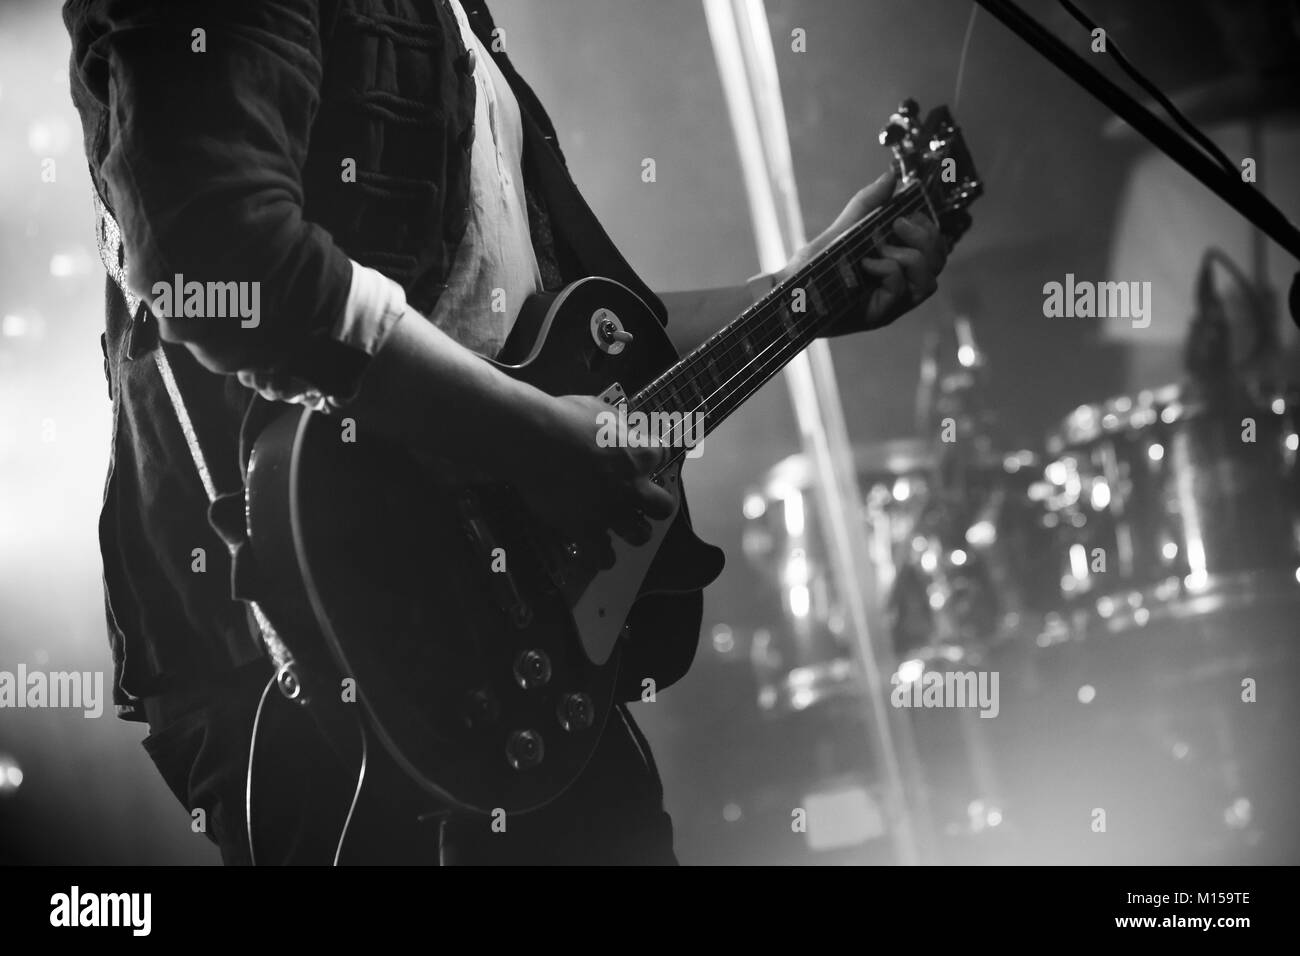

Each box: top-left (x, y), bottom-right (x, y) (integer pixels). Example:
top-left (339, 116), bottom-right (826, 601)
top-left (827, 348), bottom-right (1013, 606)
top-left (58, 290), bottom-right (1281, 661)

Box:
top-left (456, 489), bottom-right (533, 629)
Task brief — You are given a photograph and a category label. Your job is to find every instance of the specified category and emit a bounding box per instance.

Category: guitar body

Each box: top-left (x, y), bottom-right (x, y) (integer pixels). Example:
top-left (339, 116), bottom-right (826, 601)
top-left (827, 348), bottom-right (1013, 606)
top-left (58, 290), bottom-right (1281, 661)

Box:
top-left (247, 277), bottom-right (724, 814)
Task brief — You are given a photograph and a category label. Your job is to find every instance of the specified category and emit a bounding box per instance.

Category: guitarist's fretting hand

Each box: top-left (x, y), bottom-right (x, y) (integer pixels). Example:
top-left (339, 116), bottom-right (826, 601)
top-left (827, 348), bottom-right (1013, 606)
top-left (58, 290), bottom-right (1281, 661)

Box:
top-left (781, 169), bottom-right (948, 335)
top-left (519, 394), bottom-right (676, 567)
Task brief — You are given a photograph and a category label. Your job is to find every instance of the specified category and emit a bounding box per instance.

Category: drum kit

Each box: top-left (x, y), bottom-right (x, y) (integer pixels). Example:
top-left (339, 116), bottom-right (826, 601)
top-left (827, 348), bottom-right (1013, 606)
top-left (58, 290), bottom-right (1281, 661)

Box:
top-left (740, 312), bottom-right (1300, 864)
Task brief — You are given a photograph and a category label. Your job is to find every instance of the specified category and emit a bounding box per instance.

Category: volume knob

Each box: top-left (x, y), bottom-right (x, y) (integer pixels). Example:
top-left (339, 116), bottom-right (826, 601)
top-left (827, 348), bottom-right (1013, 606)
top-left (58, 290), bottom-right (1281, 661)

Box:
top-left (513, 649), bottom-right (552, 690)
top-left (557, 692), bottom-right (595, 732)
top-left (505, 729), bottom-right (545, 770)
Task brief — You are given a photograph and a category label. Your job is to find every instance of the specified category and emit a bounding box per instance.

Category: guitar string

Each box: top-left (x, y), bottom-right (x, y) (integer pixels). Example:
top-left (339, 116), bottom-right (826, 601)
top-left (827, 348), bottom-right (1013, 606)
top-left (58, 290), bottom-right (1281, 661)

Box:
top-left (636, 197), bottom-right (928, 446)
top-left (654, 163), bottom-right (944, 429)
top-left (650, 188), bottom-right (941, 471)
top-left (637, 187), bottom-right (934, 429)
top-left (636, 187), bottom-right (930, 418)
top-left (643, 209), bottom-right (922, 475)
top-left (631, 189), bottom-right (936, 465)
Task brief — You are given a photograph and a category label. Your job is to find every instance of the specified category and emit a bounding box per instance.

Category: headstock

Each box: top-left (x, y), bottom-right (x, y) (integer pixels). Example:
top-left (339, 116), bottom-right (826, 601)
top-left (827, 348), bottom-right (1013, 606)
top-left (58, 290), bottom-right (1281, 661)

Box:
top-left (879, 99), bottom-right (983, 247)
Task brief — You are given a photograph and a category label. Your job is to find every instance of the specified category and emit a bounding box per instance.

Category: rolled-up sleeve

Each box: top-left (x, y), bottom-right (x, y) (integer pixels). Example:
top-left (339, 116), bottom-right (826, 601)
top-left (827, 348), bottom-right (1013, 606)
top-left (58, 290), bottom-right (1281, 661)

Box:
top-left (94, 0), bottom-right (367, 396)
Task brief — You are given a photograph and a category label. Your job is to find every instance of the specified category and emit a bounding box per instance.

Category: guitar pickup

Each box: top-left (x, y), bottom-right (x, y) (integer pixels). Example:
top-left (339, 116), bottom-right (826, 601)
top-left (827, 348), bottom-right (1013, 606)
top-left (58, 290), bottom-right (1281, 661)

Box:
top-left (456, 490), bottom-right (533, 629)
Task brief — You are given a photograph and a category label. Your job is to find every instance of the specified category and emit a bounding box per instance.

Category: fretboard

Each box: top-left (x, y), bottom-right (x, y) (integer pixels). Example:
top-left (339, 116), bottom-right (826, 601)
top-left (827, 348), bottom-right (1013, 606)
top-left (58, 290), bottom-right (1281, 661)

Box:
top-left (631, 180), bottom-right (930, 455)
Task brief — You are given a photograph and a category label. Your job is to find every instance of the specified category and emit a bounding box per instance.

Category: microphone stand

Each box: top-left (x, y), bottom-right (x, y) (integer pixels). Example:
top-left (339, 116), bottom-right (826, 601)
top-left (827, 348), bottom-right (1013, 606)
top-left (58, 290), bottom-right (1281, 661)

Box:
top-left (972, 0), bottom-right (1300, 330)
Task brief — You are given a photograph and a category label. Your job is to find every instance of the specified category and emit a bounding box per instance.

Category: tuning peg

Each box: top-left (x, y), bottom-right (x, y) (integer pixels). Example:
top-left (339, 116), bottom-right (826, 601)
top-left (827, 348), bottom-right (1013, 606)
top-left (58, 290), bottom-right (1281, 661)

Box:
top-left (878, 118), bottom-right (909, 148)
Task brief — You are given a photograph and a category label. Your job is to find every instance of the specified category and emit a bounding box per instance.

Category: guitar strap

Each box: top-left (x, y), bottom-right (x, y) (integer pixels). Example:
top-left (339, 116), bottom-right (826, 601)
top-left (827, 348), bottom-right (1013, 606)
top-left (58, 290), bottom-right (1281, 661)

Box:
top-left (90, 188), bottom-right (296, 683)
top-left (93, 192), bottom-right (369, 865)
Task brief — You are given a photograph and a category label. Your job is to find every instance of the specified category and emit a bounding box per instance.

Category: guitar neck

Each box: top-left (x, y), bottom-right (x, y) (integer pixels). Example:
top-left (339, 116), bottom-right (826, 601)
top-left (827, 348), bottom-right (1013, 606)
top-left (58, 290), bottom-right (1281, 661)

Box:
top-left (631, 180), bottom-right (930, 445)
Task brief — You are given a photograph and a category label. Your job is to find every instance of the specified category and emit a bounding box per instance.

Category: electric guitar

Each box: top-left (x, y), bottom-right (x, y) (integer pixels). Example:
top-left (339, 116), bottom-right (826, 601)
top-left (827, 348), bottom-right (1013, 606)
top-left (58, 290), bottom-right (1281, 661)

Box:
top-left (246, 102), bottom-right (982, 813)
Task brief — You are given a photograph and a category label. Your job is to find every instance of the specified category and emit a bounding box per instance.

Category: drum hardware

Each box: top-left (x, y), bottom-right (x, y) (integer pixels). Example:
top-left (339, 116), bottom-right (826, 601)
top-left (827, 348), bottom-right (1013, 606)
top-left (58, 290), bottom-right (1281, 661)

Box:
top-left (1042, 381), bottom-right (1300, 636)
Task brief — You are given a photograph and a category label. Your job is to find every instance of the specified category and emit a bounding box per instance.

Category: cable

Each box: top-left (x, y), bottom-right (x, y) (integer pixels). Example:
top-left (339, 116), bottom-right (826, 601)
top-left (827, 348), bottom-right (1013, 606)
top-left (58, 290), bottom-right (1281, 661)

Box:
top-left (245, 672), bottom-right (279, 867)
top-left (1055, 0), bottom-right (1237, 176)
top-left (246, 669), bottom-right (367, 866)
top-left (1202, 246), bottom-right (1273, 366)
top-left (954, 5), bottom-right (979, 112)
top-left (333, 711), bottom-right (369, 867)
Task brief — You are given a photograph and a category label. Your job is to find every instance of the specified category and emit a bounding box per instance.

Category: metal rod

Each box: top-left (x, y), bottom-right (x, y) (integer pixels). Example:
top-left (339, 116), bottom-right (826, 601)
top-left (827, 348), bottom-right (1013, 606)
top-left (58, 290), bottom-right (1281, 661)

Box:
top-left (973, 0), bottom-right (1300, 262)
top-left (703, 0), bottom-right (924, 864)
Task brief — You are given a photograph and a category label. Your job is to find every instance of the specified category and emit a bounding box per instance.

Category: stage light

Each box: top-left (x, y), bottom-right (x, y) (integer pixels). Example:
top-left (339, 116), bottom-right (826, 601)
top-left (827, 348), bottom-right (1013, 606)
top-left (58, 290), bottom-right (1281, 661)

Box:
top-left (1224, 798), bottom-right (1252, 829)
top-left (710, 624), bottom-right (735, 655)
top-left (1090, 482), bottom-right (1112, 510)
top-left (0, 756), bottom-right (23, 795)
top-left (896, 658), bottom-right (924, 685)
top-left (26, 116), bottom-right (72, 154)
top-left (966, 520), bottom-right (996, 546)
top-left (49, 249), bottom-right (93, 278)
top-left (788, 585), bottom-right (810, 618)
top-left (782, 491), bottom-right (804, 537)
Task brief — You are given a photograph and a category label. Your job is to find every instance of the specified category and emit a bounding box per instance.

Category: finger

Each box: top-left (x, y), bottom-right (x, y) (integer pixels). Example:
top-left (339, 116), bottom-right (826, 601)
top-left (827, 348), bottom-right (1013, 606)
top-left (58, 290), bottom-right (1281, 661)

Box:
top-left (625, 439), bottom-right (667, 478)
top-left (860, 256), bottom-right (907, 298)
top-left (821, 169), bottom-right (897, 241)
top-left (891, 216), bottom-right (947, 274)
top-left (879, 243), bottom-right (938, 300)
top-left (567, 525), bottom-right (616, 571)
top-left (609, 509), bottom-right (654, 546)
top-left (630, 474), bottom-right (676, 521)
top-left (908, 213), bottom-right (947, 271)
top-left (585, 532), bottom-right (617, 570)
top-left (859, 257), bottom-right (906, 321)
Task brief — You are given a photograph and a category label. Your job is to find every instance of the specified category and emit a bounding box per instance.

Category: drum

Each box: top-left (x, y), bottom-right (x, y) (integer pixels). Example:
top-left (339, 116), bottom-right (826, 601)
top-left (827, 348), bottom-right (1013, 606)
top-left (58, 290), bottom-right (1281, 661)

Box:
top-left (741, 439), bottom-right (935, 714)
top-left (983, 383), bottom-right (1300, 862)
top-left (889, 446), bottom-right (1058, 655)
top-left (1041, 384), bottom-right (1300, 633)
top-left (742, 439), bottom-right (1056, 860)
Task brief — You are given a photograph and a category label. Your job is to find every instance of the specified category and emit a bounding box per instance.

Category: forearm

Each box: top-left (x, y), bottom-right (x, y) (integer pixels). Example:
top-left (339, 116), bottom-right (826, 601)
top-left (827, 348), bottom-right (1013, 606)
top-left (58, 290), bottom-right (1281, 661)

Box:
top-left (344, 308), bottom-right (556, 478)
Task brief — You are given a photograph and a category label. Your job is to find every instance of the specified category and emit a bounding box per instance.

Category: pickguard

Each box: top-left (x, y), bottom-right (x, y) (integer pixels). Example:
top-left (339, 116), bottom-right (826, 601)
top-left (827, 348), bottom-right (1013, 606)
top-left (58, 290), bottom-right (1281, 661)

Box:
top-left (562, 462), bottom-right (683, 664)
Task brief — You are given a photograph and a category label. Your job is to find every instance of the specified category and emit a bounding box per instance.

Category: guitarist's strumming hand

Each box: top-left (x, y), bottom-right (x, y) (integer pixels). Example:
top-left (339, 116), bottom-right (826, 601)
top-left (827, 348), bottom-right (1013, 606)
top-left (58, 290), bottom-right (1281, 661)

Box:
top-left (518, 394), bottom-right (676, 568)
top-left (777, 169), bottom-right (948, 336)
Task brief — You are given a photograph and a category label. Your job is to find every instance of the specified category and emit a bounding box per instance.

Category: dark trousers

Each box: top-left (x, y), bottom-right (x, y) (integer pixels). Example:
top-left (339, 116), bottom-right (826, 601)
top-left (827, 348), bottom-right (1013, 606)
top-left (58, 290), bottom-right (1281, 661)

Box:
top-left (140, 661), bottom-right (677, 865)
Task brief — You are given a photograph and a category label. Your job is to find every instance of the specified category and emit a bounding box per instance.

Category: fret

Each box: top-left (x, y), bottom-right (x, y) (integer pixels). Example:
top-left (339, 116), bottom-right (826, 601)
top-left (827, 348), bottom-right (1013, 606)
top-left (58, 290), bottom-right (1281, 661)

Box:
top-left (808, 280), bottom-right (826, 317)
top-left (681, 377), bottom-right (704, 414)
top-left (634, 182), bottom-right (929, 443)
top-left (836, 255), bottom-right (859, 289)
top-left (777, 300), bottom-right (798, 338)
top-left (662, 380), bottom-right (682, 414)
top-left (703, 358), bottom-right (723, 393)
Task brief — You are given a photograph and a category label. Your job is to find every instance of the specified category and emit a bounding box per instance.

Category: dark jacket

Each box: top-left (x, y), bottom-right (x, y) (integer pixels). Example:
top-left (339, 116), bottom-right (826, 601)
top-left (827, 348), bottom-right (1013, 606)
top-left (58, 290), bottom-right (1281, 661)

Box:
top-left (63, 0), bottom-right (683, 719)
